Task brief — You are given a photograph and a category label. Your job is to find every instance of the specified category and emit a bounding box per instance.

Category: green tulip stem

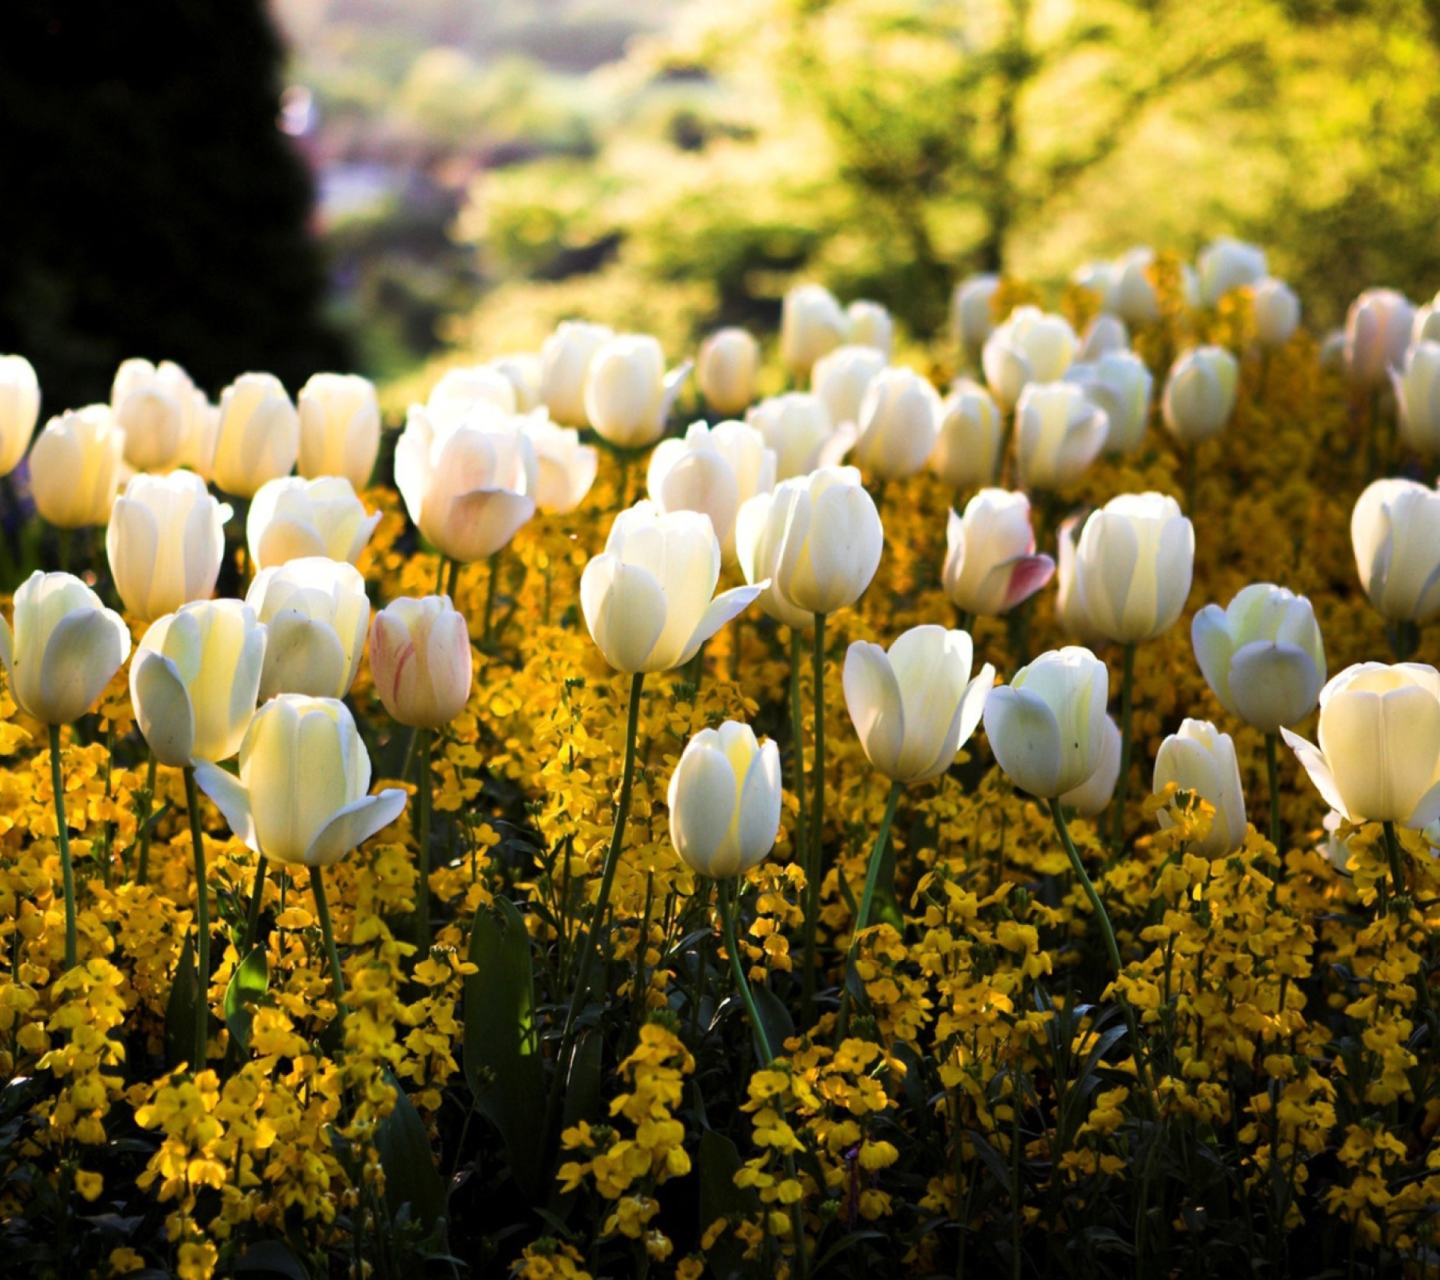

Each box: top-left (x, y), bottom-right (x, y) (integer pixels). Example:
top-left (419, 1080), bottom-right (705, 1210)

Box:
top-left (1265, 731), bottom-right (1284, 901)
top-left (955, 608), bottom-right (973, 635)
top-left (1393, 620), bottom-right (1420, 662)
top-left (800, 612), bottom-right (828, 1018)
top-left (1109, 643), bottom-right (1137, 852)
top-left (543, 670), bottom-right (645, 1145)
top-left (447, 556), bottom-right (462, 602)
top-left (241, 855), bottom-right (268, 956)
top-left (183, 766), bottom-right (211, 1071)
top-left (481, 552), bottom-right (498, 649)
top-left (135, 748), bottom-right (157, 885)
top-left (1382, 821), bottom-right (1408, 904)
top-left (434, 555), bottom-right (447, 595)
top-left (309, 865), bottom-right (346, 1004)
top-left (836, 778), bottom-right (904, 1040)
top-left (1050, 798), bottom-right (1156, 1116)
top-left (788, 629), bottom-right (808, 887)
top-left (49, 725), bottom-right (77, 971)
top-left (413, 728), bottom-right (433, 955)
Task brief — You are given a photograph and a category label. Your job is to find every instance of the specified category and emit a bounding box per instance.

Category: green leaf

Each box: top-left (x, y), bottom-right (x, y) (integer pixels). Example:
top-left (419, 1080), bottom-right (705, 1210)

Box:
top-left (698, 1128), bottom-right (757, 1280)
top-left (231, 1240), bottom-right (309, 1280)
top-left (463, 896), bottom-right (546, 1199)
top-left (375, 1071), bottom-right (448, 1244)
top-left (164, 933), bottom-right (200, 1072)
top-left (748, 981), bottom-right (794, 1062)
top-left (561, 1030), bottom-right (603, 1132)
top-left (223, 946), bottom-right (268, 1059)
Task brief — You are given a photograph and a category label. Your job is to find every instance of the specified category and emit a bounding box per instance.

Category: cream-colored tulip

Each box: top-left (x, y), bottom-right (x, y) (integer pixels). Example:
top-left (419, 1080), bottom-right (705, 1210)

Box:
top-left (426, 365), bottom-right (516, 426)
top-left (844, 625), bottom-right (994, 785)
top-left (780, 284), bottom-right (848, 377)
top-left (1078, 314), bottom-right (1129, 362)
top-left (1319, 330), bottom-right (1347, 374)
top-left (0, 355), bottom-right (40, 477)
top-left (1345, 288), bottom-right (1414, 389)
top-left (0, 571), bottom-right (130, 725)
top-left (647, 420), bottom-right (776, 562)
top-left (846, 300), bottom-right (894, 360)
top-left (1108, 248), bottom-right (1160, 326)
top-left (246, 475), bottom-right (381, 571)
top-left (931, 380), bottom-right (1002, 491)
top-left (747, 393), bottom-right (836, 481)
top-left (298, 372), bottom-right (381, 489)
top-left (584, 334), bottom-right (689, 449)
top-left (212, 372), bottom-right (300, 499)
top-left (540, 321), bottom-right (614, 427)
top-left (1055, 515), bottom-right (1101, 644)
top-left (523, 418), bottom-right (599, 514)
top-left (1013, 382), bottom-right (1108, 490)
top-left (107, 471), bottom-right (231, 622)
top-left (1351, 478), bottom-right (1440, 622)
top-left (130, 600), bottom-right (267, 767)
top-left (1192, 583), bottom-right (1326, 732)
top-left (1161, 346), bottom-right (1239, 443)
top-left (1075, 492), bottom-right (1194, 645)
top-left (368, 594), bottom-right (472, 730)
top-left (246, 557), bottom-right (370, 700)
top-left (1060, 716), bottom-right (1122, 817)
top-left (982, 646), bottom-right (1110, 798)
top-left (1073, 260), bottom-right (1116, 302)
top-left (735, 467), bottom-right (883, 620)
top-left (1197, 238), bottom-right (1268, 307)
top-left (580, 503), bottom-right (761, 674)
top-left (1066, 352), bottom-right (1153, 454)
top-left (697, 328), bottom-right (760, 418)
top-left (853, 367), bottom-right (942, 480)
top-left (668, 722), bottom-right (783, 878)
top-left (485, 354), bottom-right (544, 413)
top-left (30, 406), bottom-right (126, 529)
top-left (111, 358), bottom-right (198, 472)
top-left (812, 345), bottom-right (886, 429)
top-left (982, 306), bottom-right (1077, 409)
top-left (1394, 342), bottom-right (1440, 456)
top-left (394, 405), bottom-right (537, 563)
top-left (1283, 662), bottom-right (1440, 828)
top-left (942, 489), bottom-right (1054, 618)
top-left (953, 275), bottom-right (1000, 353)
top-left (1252, 278), bottom-right (1300, 349)
top-left (195, 694), bottom-right (406, 868)
top-left (1153, 719), bottom-right (1248, 856)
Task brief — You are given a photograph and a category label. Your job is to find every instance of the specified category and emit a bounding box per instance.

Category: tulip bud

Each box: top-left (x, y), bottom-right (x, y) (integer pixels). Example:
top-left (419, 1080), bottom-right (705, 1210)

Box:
top-left (1078, 314), bottom-right (1129, 363)
top-left (584, 334), bottom-right (688, 449)
top-left (846, 300), bottom-right (894, 360)
top-left (746, 393), bottom-right (836, 481)
top-left (298, 372), bottom-right (382, 490)
top-left (1351, 478), bottom-right (1440, 622)
top-left (735, 467), bottom-right (883, 619)
top-left (1153, 719), bottom-right (1247, 856)
top-left (697, 328), bottom-right (760, 418)
top-left (182, 398), bottom-right (221, 480)
top-left (212, 372), bottom-right (300, 499)
top-left (1412, 297), bottom-right (1440, 348)
top-left (30, 406), bottom-right (126, 529)
top-left (1252, 278), bottom-right (1300, 349)
top-left (394, 405), bottom-right (537, 563)
top-left (194, 694), bottom-right (407, 867)
top-left (486, 354), bottom-right (544, 412)
top-left (1197, 238), bottom-right (1267, 307)
top-left (852, 367), bottom-right (941, 480)
top-left (647, 420), bottom-right (776, 563)
top-left (1283, 662), bottom-right (1440, 828)
top-left (0, 571), bottom-right (131, 725)
top-left (1161, 346), bottom-right (1239, 443)
top-left (0, 355), bottom-right (40, 477)
top-left (1055, 515), bottom-right (1100, 644)
top-left (812, 345), bottom-right (886, 429)
top-left (1108, 249), bottom-right (1159, 326)
top-left (668, 722), bottom-right (783, 878)
top-left (107, 471), bottom-right (232, 622)
top-left (930, 380), bottom-right (1002, 492)
top-left (246, 557), bottom-right (370, 699)
top-left (1345, 288), bottom-right (1414, 389)
top-left (427, 365), bottom-right (517, 426)
top-left (112, 358), bottom-right (199, 473)
top-left (844, 626), bottom-right (994, 785)
top-left (1394, 342), bottom-right (1440, 456)
top-left (581, 503), bottom-right (761, 673)
top-left (1066, 351), bottom-right (1153, 454)
top-left (952, 275), bottom-right (1000, 353)
top-left (523, 418), bottom-right (599, 514)
top-left (1060, 716), bottom-right (1122, 817)
top-left (780, 284), bottom-right (848, 377)
top-left (369, 595), bottom-right (472, 730)
top-left (982, 306), bottom-right (1077, 409)
top-left (247, 475), bottom-right (381, 571)
top-left (942, 489), bottom-right (1054, 618)
top-left (1013, 382), bottom-right (1108, 490)
top-left (131, 600), bottom-right (267, 767)
top-left (1192, 583), bottom-right (1326, 733)
top-left (1072, 261), bottom-right (1116, 301)
top-left (982, 646), bottom-right (1110, 798)
top-left (1076, 493), bottom-right (1194, 645)
top-left (540, 321), bottom-right (614, 427)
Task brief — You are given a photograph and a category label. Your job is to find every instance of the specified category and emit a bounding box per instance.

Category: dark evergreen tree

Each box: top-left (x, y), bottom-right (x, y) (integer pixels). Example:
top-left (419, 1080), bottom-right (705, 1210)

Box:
top-left (0, 0), bottom-right (349, 413)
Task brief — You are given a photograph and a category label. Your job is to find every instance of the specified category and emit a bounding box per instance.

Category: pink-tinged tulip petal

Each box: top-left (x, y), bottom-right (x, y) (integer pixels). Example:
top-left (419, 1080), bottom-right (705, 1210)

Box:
top-left (1003, 554), bottom-right (1055, 610)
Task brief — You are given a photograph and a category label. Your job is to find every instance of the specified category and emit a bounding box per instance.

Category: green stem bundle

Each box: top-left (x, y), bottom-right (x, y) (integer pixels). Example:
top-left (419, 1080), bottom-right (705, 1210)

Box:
top-left (183, 767), bottom-right (210, 1070)
top-left (49, 725), bottom-right (77, 971)
top-left (800, 613), bottom-right (828, 1018)
top-left (413, 728), bottom-right (433, 955)
top-left (836, 778), bottom-right (904, 1039)
top-left (310, 865), bottom-right (346, 1004)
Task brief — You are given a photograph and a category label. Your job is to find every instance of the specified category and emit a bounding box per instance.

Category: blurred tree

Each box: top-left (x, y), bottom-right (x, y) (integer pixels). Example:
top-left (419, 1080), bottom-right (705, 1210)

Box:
top-left (0, 0), bottom-right (348, 412)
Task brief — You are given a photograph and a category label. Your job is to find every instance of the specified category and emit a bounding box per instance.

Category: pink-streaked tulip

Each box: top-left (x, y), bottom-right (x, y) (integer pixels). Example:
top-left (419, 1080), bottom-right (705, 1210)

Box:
top-left (523, 418), bottom-right (599, 514)
top-left (0, 354), bottom-right (40, 477)
top-left (853, 367), bottom-right (942, 480)
top-left (1153, 719), bottom-right (1248, 856)
top-left (647, 420), bottom-right (776, 562)
top-left (780, 283), bottom-right (848, 377)
top-left (931, 380), bottom-right (1002, 491)
top-left (0, 571), bottom-right (130, 725)
top-left (1013, 382), bottom-right (1107, 490)
top-left (247, 475), bottom-right (381, 571)
top-left (107, 471), bottom-right (231, 622)
top-left (668, 722), bottom-right (782, 878)
top-left (368, 595), bottom-right (472, 730)
top-left (30, 406), bottom-right (126, 530)
top-left (246, 557), bottom-right (370, 700)
top-left (697, 328), bottom-right (760, 418)
top-left (211, 372), bottom-right (300, 499)
top-left (111, 358), bottom-right (199, 473)
top-left (298, 372), bottom-right (382, 489)
top-left (1075, 492), bottom-right (1194, 645)
top-left (540, 321), bottom-right (614, 427)
top-left (1351, 478), bottom-right (1440, 622)
top-left (1345, 288), bottom-right (1414, 389)
top-left (942, 489), bottom-right (1055, 618)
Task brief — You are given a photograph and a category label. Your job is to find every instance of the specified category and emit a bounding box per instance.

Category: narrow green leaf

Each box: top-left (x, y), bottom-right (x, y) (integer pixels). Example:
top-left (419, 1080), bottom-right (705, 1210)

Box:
top-left (698, 1128), bottom-right (757, 1280)
top-left (748, 981), bottom-right (794, 1062)
top-left (164, 934), bottom-right (200, 1072)
top-left (375, 1071), bottom-right (448, 1243)
top-left (223, 946), bottom-right (268, 1059)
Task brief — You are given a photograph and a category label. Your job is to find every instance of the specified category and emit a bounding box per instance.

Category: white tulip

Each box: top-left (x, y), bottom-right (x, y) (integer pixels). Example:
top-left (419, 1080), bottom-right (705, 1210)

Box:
top-left (1394, 342), bottom-right (1440, 456)
top-left (1197, 238), bottom-right (1268, 307)
top-left (1073, 260), bottom-right (1117, 301)
top-left (1108, 249), bottom-right (1159, 326)
top-left (1066, 351), bottom-right (1153, 454)
top-left (1351, 478), bottom-right (1440, 622)
top-left (1252, 278), bottom-right (1300, 349)
top-left (846, 300), bottom-right (894, 360)
top-left (0, 355), bottom-right (40, 477)
top-left (522, 418), bottom-right (599, 514)
top-left (1075, 493), bottom-right (1195, 645)
top-left (1412, 295), bottom-right (1440, 348)
top-left (427, 365), bottom-right (517, 426)
top-left (1055, 515), bottom-right (1101, 644)
top-left (983, 306), bottom-right (1078, 409)
top-left (697, 328), bottom-right (760, 418)
top-left (584, 334), bottom-right (688, 449)
top-left (1060, 716), bottom-right (1122, 817)
top-left (298, 372), bottom-right (382, 489)
top-left (1013, 382), bottom-right (1108, 490)
top-left (780, 284), bottom-right (848, 377)
top-left (1161, 346), bottom-right (1239, 443)
top-left (647, 420), bottom-right (776, 562)
top-left (246, 557), bottom-right (370, 700)
top-left (811, 345), bottom-right (886, 429)
top-left (540, 321), bottom-right (614, 427)
top-left (852, 367), bottom-right (942, 479)
top-left (953, 274), bottom-right (1001, 352)
top-left (30, 406), bottom-right (126, 530)
top-left (212, 372), bottom-right (300, 499)
top-left (246, 475), bottom-right (381, 571)
top-left (368, 594), bottom-right (472, 730)
top-left (1078, 314), bottom-right (1129, 362)
top-left (111, 358), bottom-right (198, 473)
top-left (746, 393), bottom-right (836, 481)
top-left (942, 489), bottom-right (1054, 618)
top-left (107, 471), bottom-right (231, 622)
top-left (1345, 289), bottom-right (1414, 389)
top-left (668, 722), bottom-right (782, 878)
top-left (485, 354), bottom-right (544, 413)
top-left (931, 380), bottom-right (1002, 491)
top-left (1153, 719), bottom-right (1248, 856)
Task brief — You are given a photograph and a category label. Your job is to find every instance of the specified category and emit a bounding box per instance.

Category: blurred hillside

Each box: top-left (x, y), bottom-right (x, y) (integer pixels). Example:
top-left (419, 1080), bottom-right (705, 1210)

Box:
top-left (279, 0), bottom-right (1440, 378)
